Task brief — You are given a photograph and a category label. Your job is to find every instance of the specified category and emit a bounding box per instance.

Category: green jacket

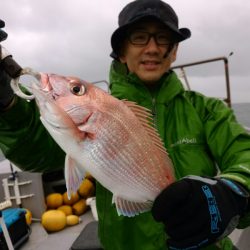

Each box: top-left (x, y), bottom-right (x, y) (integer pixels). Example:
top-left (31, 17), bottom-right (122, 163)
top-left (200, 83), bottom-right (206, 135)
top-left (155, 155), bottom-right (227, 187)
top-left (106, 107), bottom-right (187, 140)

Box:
top-left (96, 61), bottom-right (250, 250)
top-left (0, 61), bottom-right (250, 249)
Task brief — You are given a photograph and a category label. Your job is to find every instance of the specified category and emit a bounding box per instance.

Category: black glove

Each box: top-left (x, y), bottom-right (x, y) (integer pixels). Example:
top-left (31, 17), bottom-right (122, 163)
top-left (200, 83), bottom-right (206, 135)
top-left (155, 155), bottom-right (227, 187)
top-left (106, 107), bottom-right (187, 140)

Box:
top-left (0, 60), bottom-right (14, 110)
top-left (0, 20), bottom-right (15, 110)
top-left (152, 175), bottom-right (249, 249)
top-left (0, 19), bottom-right (8, 42)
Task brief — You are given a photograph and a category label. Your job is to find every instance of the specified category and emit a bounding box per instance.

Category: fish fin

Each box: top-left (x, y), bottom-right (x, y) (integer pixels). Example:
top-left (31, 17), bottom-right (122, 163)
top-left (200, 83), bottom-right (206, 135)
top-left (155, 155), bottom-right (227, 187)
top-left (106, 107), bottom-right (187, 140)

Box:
top-left (65, 154), bottom-right (85, 199)
top-left (112, 195), bottom-right (152, 217)
top-left (122, 100), bottom-right (168, 155)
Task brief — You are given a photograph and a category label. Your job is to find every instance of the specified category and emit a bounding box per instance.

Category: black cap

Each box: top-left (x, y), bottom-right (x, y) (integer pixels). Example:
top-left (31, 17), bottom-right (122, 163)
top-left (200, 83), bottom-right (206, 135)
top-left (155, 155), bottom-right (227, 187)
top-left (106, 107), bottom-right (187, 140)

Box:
top-left (110, 0), bottom-right (191, 59)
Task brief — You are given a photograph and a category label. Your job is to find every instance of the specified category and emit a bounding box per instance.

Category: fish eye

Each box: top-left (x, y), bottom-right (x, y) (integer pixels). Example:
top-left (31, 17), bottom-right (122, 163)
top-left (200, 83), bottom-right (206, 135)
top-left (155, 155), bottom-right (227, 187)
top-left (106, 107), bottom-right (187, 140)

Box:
top-left (69, 82), bottom-right (86, 96)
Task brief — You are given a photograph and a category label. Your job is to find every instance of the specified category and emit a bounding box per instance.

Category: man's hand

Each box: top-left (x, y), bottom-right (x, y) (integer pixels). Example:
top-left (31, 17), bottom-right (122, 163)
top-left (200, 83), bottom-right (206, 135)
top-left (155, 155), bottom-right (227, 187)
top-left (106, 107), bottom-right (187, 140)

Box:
top-left (152, 175), bottom-right (249, 249)
top-left (0, 63), bottom-right (14, 110)
top-left (0, 19), bottom-right (14, 110)
top-left (0, 19), bottom-right (8, 42)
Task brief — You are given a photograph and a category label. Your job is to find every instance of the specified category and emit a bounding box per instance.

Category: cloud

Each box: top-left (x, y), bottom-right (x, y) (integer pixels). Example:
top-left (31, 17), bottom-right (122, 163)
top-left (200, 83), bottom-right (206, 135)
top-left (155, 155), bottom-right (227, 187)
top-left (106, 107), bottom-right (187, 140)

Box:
top-left (1, 0), bottom-right (249, 103)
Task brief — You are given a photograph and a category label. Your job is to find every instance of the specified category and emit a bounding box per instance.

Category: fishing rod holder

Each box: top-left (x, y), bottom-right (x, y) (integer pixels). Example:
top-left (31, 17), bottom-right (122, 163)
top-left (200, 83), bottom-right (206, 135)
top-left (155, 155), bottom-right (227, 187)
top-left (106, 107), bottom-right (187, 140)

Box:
top-left (2, 178), bottom-right (34, 206)
top-left (1, 164), bottom-right (34, 207)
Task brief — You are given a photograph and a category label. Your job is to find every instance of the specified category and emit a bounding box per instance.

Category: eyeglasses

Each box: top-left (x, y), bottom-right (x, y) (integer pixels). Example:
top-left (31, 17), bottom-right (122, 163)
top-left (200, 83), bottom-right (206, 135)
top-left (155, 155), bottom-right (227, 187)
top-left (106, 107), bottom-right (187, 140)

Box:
top-left (128, 31), bottom-right (171, 45)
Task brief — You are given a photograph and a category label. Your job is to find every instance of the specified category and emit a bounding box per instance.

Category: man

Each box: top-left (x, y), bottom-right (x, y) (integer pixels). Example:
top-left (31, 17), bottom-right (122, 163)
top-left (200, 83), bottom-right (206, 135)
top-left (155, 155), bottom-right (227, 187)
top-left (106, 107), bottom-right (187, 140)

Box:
top-left (1, 0), bottom-right (250, 249)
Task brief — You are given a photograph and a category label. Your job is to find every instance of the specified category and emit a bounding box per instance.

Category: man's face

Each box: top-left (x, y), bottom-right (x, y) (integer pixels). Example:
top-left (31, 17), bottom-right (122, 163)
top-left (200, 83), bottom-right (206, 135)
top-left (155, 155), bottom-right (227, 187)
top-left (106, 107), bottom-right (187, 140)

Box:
top-left (119, 19), bottom-right (178, 84)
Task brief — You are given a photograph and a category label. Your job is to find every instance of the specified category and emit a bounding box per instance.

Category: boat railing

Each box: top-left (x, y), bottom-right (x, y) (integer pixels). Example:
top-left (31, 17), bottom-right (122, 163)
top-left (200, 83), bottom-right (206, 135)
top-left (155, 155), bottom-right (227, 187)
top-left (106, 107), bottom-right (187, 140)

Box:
top-left (171, 54), bottom-right (233, 107)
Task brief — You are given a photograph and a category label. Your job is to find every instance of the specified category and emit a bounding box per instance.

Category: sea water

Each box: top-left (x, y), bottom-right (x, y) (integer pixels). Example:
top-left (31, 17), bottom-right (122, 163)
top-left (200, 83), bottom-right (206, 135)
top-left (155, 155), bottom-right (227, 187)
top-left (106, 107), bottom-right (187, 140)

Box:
top-left (232, 103), bottom-right (250, 128)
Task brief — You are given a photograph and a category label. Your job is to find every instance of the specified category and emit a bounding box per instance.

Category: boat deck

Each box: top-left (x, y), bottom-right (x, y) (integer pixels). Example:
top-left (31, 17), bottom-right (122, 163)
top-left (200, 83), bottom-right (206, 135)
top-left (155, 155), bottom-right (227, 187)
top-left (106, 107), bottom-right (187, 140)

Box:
top-left (18, 217), bottom-right (250, 250)
top-left (19, 211), bottom-right (95, 250)
top-left (1, 162), bottom-right (250, 250)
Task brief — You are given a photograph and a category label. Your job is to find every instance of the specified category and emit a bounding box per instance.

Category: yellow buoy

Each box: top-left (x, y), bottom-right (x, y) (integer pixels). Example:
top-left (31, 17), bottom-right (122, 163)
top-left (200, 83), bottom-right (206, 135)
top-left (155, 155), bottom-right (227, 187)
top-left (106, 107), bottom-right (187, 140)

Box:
top-left (57, 205), bottom-right (73, 216)
top-left (62, 191), bottom-right (80, 206)
top-left (41, 210), bottom-right (67, 232)
top-left (66, 215), bottom-right (81, 226)
top-left (78, 179), bottom-right (95, 198)
top-left (72, 199), bottom-right (88, 216)
top-left (24, 208), bottom-right (32, 225)
top-left (46, 193), bottom-right (63, 209)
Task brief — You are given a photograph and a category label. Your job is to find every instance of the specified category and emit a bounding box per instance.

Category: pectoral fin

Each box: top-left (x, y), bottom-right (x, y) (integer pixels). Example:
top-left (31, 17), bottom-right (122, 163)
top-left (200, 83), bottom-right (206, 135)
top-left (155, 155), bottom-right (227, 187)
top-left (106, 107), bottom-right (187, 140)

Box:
top-left (65, 154), bottom-right (86, 199)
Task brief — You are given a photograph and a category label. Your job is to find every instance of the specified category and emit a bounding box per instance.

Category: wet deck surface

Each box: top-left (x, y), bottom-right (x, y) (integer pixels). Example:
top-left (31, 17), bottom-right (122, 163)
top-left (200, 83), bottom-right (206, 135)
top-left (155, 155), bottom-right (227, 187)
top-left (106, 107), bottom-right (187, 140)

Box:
top-left (19, 211), bottom-right (94, 250)
top-left (19, 215), bottom-right (250, 250)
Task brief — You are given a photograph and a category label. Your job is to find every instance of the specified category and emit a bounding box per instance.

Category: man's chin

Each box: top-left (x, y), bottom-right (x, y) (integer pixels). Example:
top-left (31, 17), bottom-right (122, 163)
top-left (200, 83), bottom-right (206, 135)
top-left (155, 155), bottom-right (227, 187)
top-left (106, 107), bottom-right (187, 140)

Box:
top-left (139, 74), bottom-right (162, 84)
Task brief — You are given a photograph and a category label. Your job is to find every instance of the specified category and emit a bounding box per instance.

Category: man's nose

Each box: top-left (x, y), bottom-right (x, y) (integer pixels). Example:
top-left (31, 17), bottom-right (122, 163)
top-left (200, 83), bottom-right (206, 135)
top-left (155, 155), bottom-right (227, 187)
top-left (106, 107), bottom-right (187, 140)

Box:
top-left (145, 37), bottom-right (160, 51)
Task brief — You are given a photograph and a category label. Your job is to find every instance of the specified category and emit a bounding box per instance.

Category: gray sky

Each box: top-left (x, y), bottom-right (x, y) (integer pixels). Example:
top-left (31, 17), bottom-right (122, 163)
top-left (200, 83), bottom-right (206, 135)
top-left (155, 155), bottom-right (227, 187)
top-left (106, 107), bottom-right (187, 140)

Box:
top-left (1, 0), bottom-right (250, 103)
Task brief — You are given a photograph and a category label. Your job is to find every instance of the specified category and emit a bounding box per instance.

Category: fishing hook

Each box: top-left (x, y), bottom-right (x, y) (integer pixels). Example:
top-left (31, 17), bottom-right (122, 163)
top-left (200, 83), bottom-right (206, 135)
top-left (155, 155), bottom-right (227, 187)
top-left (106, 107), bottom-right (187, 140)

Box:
top-left (10, 67), bottom-right (41, 100)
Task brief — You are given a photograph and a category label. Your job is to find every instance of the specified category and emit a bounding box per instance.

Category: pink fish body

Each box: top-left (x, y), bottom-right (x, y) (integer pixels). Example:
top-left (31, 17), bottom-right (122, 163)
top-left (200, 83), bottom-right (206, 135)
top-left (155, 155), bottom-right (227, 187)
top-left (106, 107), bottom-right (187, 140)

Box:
top-left (32, 73), bottom-right (175, 217)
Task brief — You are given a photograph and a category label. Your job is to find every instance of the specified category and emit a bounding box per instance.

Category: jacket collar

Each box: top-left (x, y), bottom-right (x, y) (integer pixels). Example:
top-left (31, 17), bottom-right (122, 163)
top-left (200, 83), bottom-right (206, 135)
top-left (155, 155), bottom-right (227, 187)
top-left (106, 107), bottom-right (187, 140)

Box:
top-left (109, 60), bottom-right (185, 105)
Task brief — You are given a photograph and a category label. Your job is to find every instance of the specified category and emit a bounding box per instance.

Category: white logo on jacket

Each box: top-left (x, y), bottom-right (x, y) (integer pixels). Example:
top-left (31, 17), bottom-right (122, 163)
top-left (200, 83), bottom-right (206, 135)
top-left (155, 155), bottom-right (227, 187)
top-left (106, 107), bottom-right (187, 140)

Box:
top-left (171, 137), bottom-right (197, 147)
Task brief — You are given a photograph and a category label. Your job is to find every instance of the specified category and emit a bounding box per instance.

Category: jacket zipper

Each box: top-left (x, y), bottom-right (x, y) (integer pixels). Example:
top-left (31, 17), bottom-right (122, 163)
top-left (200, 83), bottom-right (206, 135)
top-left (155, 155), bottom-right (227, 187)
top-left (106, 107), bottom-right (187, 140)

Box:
top-left (152, 97), bottom-right (157, 128)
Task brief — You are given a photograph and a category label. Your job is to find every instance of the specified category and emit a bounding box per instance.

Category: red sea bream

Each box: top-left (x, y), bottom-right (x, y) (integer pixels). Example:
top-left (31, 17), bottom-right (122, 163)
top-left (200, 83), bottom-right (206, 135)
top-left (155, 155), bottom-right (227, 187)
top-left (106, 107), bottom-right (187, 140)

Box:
top-left (29, 73), bottom-right (175, 217)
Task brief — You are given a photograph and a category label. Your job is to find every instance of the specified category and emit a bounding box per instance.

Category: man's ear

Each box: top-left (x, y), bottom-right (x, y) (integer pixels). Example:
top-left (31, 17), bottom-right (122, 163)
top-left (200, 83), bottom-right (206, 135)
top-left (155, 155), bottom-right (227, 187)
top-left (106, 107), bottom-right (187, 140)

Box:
top-left (118, 41), bottom-right (127, 63)
top-left (171, 44), bottom-right (179, 63)
top-left (119, 54), bottom-right (126, 63)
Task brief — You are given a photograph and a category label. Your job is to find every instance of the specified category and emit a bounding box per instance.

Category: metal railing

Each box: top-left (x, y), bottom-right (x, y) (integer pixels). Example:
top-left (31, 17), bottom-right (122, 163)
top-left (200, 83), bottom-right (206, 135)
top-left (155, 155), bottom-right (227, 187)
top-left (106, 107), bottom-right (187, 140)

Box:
top-left (171, 55), bottom-right (233, 107)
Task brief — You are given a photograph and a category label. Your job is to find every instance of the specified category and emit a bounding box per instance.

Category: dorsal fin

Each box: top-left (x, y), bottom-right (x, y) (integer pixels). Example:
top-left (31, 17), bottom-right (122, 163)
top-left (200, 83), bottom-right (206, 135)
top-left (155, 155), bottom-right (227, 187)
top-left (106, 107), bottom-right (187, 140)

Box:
top-left (122, 100), bottom-right (167, 154)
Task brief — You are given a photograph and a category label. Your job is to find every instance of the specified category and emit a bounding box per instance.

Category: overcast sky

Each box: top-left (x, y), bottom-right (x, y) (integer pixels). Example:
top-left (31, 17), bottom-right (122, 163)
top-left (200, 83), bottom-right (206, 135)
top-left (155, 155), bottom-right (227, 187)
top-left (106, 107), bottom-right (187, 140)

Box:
top-left (1, 0), bottom-right (250, 103)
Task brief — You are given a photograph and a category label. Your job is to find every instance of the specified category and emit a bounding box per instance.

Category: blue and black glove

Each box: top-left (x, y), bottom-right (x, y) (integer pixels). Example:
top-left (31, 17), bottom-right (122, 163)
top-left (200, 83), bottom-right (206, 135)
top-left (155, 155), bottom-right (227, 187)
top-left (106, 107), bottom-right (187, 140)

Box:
top-left (152, 175), bottom-right (249, 249)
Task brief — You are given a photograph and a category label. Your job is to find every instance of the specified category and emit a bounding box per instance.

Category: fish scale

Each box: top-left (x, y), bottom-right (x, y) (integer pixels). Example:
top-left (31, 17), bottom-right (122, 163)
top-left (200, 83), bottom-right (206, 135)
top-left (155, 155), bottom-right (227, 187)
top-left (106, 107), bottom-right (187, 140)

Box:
top-left (88, 130), bottom-right (155, 200)
top-left (78, 108), bottom-right (170, 203)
